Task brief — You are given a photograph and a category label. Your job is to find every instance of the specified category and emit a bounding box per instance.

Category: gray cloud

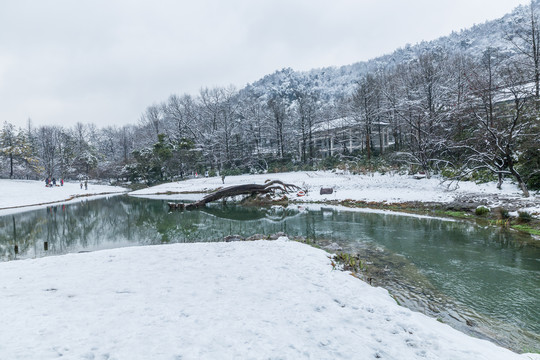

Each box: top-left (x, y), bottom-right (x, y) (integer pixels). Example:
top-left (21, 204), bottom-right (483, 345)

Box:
top-left (0, 0), bottom-right (529, 128)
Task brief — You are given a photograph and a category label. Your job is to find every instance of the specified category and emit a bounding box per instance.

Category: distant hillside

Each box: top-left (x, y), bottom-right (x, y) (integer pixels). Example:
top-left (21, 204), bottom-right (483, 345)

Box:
top-left (245, 1), bottom-right (536, 101)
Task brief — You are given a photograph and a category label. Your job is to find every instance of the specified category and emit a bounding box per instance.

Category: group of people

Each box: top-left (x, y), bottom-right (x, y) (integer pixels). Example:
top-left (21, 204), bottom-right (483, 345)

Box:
top-left (45, 177), bottom-right (63, 187)
top-left (45, 177), bottom-right (88, 190)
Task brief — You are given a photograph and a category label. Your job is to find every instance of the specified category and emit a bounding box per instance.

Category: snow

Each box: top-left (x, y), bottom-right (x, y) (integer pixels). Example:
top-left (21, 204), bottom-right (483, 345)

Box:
top-left (1, 176), bottom-right (539, 359)
top-left (129, 170), bottom-right (540, 215)
top-left (0, 179), bottom-right (127, 216)
top-left (289, 203), bottom-right (458, 222)
top-left (1, 238), bottom-right (537, 360)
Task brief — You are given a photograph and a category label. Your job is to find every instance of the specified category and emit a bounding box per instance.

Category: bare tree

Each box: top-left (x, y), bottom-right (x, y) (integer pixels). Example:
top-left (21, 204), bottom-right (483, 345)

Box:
top-left (350, 73), bottom-right (381, 161)
top-left (461, 55), bottom-right (535, 196)
top-left (379, 67), bottom-right (404, 151)
top-left (267, 94), bottom-right (288, 159)
top-left (294, 86), bottom-right (320, 164)
top-left (139, 104), bottom-right (165, 143)
top-left (163, 94), bottom-right (199, 142)
top-left (37, 126), bottom-right (60, 178)
top-left (392, 51), bottom-right (453, 177)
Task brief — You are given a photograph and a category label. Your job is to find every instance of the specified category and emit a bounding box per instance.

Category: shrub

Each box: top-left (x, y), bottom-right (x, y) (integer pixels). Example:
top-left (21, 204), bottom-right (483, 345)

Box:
top-left (471, 169), bottom-right (496, 184)
top-left (475, 206), bottom-right (490, 216)
top-left (518, 211), bottom-right (532, 223)
top-left (518, 147), bottom-right (540, 191)
top-left (441, 167), bottom-right (460, 179)
top-left (526, 173), bottom-right (540, 191)
top-left (319, 156), bottom-right (341, 170)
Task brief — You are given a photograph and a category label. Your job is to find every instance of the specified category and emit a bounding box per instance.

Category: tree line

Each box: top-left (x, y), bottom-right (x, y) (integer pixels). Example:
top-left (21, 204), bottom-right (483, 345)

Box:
top-left (1, 3), bottom-right (539, 195)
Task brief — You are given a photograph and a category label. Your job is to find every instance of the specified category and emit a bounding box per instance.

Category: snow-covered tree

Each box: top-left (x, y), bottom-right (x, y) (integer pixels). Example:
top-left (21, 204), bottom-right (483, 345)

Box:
top-left (391, 50), bottom-right (454, 177)
top-left (0, 122), bottom-right (17, 178)
top-left (350, 73), bottom-right (382, 160)
top-left (460, 54), bottom-right (536, 196)
top-left (0, 122), bottom-right (40, 178)
top-left (36, 126), bottom-right (60, 178)
top-left (293, 86), bottom-right (321, 164)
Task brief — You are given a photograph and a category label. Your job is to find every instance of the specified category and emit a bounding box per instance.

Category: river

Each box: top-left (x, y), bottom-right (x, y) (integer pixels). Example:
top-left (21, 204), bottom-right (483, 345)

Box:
top-left (0, 195), bottom-right (538, 353)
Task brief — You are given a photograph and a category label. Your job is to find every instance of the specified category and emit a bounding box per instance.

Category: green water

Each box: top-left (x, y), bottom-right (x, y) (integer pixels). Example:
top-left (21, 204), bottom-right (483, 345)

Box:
top-left (0, 196), bottom-right (538, 353)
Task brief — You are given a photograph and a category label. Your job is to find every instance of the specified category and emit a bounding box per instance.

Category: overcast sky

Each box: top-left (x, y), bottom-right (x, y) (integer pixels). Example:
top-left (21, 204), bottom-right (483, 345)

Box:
top-left (0, 0), bottom-right (531, 129)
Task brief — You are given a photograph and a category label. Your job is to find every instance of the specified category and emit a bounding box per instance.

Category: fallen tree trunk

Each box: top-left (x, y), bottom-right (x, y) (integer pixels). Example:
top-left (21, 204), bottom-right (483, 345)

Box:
top-left (169, 180), bottom-right (301, 210)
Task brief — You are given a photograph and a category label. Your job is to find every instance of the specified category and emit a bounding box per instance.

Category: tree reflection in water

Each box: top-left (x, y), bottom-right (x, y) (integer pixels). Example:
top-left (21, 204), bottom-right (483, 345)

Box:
top-left (0, 196), bottom-right (303, 261)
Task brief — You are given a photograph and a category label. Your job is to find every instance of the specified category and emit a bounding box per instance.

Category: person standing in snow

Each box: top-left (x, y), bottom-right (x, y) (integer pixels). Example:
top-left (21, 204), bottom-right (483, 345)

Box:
top-left (84, 180), bottom-right (88, 190)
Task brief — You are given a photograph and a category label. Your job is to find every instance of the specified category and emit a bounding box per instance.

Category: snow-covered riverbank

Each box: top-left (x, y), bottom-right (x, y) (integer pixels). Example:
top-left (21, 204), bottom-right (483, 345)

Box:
top-left (1, 238), bottom-right (537, 360)
top-left (2, 172), bottom-right (538, 216)
top-left (0, 179), bottom-right (127, 216)
top-left (130, 171), bottom-right (540, 216)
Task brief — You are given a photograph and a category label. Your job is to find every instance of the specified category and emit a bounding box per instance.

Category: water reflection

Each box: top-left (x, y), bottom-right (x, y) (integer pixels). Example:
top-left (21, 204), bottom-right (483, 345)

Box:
top-left (0, 197), bottom-right (304, 261)
top-left (0, 196), bottom-right (538, 352)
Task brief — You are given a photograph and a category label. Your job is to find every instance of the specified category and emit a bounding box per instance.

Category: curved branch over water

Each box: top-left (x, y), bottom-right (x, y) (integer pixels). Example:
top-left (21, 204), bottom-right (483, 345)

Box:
top-left (169, 180), bottom-right (301, 210)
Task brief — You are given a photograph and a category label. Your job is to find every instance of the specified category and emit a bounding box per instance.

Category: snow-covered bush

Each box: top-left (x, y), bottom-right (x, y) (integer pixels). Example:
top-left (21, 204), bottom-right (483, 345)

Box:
top-left (475, 206), bottom-right (490, 216)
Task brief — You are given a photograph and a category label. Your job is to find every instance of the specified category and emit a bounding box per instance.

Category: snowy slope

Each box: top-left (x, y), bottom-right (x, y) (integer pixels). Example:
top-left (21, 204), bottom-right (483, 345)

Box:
top-left (0, 239), bottom-right (537, 360)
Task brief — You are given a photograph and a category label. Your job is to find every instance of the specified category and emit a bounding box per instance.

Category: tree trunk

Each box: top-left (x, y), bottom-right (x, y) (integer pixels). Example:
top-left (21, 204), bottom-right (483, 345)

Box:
top-left (378, 123), bottom-right (384, 155)
top-left (509, 168), bottom-right (530, 197)
top-left (9, 152), bottom-right (13, 179)
top-left (365, 130), bottom-right (371, 160)
top-left (170, 181), bottom-right (301, 210)
top-left (497, 172), bottom-right (503, 190)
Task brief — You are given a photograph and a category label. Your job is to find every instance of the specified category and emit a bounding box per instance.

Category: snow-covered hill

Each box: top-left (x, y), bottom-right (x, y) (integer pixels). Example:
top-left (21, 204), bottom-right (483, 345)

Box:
top-left (244, 1), bottom-right (537, 100)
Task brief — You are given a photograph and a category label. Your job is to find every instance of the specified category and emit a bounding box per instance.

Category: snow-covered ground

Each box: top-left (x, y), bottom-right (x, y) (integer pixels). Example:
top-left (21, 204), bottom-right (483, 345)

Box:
top-left (1, 238), bottom-right (537, 360)
top-left (130, 171), bottom-right (540, 215)
top-left (2, 172), bottom-right (537, 216)
top-left (0, 179), bottom-right (127, 216)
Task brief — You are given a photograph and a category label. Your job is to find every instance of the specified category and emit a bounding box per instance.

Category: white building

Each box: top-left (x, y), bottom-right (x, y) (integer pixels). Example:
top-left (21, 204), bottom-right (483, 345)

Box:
top-left (308, 117), bottom-right (394, 158)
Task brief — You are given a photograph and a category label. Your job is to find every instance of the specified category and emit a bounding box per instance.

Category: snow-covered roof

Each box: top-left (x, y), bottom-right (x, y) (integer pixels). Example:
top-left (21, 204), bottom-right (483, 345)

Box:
top-left (491, 81), bottom-right (537, 104)
top-left (312, 117), bottom-right (391, 134)
top-left (312, 117), bottom-right (356, 133)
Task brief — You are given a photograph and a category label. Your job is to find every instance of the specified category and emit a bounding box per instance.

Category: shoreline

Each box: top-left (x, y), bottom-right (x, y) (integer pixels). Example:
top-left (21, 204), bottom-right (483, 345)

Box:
top-left (127, 170), bottom-right (540, 236)
top-left (1, 183), bottom-right (538, 239)
top-left (135, 191), bottom-right (540, 237)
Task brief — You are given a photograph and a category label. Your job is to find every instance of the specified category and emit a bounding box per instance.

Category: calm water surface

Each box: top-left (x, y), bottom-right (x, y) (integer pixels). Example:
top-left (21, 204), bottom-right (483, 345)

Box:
top-left (0, 195), bottom-right (538, 352)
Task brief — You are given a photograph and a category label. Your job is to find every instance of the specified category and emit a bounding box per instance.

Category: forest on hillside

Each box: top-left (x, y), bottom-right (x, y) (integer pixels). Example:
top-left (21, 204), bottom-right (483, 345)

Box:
top-left (1, 2), bottom-right (539, 195)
